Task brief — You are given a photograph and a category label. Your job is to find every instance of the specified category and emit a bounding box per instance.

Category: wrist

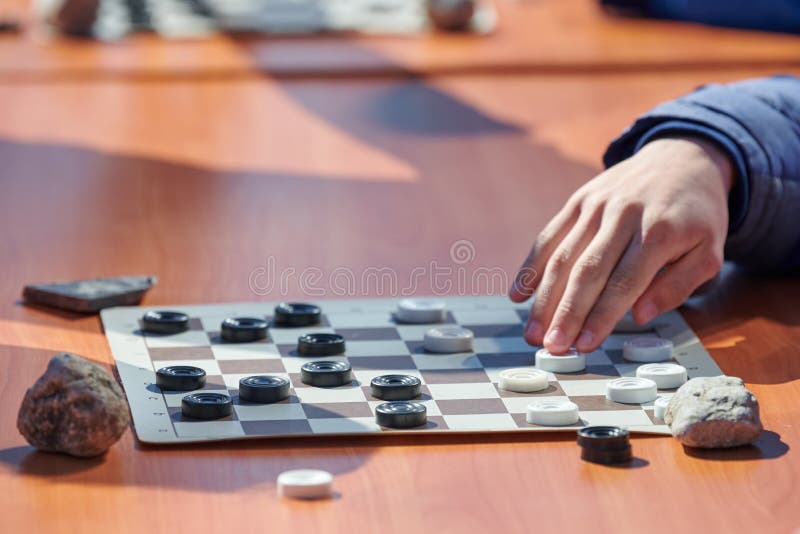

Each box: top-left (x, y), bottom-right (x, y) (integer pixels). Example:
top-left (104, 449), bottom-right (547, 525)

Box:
top-left (639, 135), bottom-right (736, 194)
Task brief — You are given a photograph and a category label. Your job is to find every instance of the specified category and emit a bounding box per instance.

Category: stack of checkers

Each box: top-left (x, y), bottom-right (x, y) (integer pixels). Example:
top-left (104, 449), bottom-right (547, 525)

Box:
top-left (576, 426), bottom-right (632, 464)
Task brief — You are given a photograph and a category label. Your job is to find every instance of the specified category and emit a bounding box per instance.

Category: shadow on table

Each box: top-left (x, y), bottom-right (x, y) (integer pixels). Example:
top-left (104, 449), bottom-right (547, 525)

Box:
top-left (681, 430), bottom-right (789, 461)
top-left (681, 264), bottom-right (800, 384)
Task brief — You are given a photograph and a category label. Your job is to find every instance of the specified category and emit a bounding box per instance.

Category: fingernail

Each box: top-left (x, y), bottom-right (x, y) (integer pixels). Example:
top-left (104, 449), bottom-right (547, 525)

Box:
top-left (576, 330), bottom-right (594, 349)
top-left (525, 321), bottom-right (543, 341)
top-left (639, 302), bottom-right (659, 324)
top-left (545, 327), bottom-right (567, 348)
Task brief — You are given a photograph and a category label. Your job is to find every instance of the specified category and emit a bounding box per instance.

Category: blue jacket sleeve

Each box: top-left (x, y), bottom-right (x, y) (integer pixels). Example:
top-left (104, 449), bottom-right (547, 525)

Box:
top-left (600, 0), bottom-right (800, 34)
top-left (603, 75), bottom-right (800, 273)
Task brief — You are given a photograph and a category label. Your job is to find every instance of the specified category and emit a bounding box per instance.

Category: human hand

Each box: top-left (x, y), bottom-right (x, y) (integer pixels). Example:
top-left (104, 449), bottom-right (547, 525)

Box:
top-left (509, 136), bottom-right (734, 353)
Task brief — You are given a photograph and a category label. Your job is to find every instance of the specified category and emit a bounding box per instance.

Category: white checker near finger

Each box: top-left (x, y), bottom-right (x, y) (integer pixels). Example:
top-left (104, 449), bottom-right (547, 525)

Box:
top-left (653, 396), bottom-right (670, 419)
top-left (622, 337), bottom-right (674, 362)
top-left (396, 298), bottom-right (447, 324)
top-left (526, 399), bottom-right (580, 426)
top-left (424, 326), bottom-right (474, 353)
top-left (277, 469), bottom-right (333, 499)
top-left (535, 348), bottom-right (586, 373)
top-left (635, 363), bottom-right (687, 389)
top-left (606, 377), bottom-right (658, 404)
top-left (498, 368), bottom-right (549, 393)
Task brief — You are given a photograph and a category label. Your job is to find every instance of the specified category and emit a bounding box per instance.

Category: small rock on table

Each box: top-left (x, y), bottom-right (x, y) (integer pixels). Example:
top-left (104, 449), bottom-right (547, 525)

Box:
top-left (17, 353), bottom-right (131, 458)
top-left (665, 376), bottom-right (762, 449)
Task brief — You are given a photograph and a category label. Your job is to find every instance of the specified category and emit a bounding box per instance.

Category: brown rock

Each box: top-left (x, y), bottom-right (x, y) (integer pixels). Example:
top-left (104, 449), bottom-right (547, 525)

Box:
top-left (17, 353), bottom-right (130, 457)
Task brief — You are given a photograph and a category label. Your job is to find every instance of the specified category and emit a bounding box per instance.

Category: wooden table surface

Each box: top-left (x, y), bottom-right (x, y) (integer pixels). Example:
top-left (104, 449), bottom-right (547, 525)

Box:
top-left (1, 2), bottom-right (799, 532)
top-left (2, 0), bottom-right (800, 79)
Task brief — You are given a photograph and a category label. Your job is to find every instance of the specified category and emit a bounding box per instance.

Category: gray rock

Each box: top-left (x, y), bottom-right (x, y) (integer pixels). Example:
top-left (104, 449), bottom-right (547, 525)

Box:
top-left (23, 275), bottom-right (157, 313)
top-left (17, 353), bottom-right (130, 458)
top-left (665, 376), bottom-right (762, 449)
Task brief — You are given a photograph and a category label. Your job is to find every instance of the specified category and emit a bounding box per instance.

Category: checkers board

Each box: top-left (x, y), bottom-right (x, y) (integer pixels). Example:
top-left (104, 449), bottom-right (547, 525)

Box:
top-left (101, 296), bottom-right (722, 444)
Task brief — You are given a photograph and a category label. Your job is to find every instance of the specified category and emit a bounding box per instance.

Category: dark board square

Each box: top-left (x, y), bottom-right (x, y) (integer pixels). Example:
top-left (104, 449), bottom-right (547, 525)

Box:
top-left (302, 402), bottom-right (373, 419)
top-left (348, 355), bottom-right (416, 370)
top-left (217, 359), bottom-right (286, 374)
top-left (495, 382), bottom-right (564, 398)
top-left (553, 365), bottom-right (620, 381)
top-left (362, 384), bottom-right (432, 401)
top-left (647, 409), bottom-right (664, 424)
top-left (421, 369), bottom-right (490, 384)
top-left (149, 346), bottom-right (215, 361)
top-left (604, 349), bottom-right (625, 364)
top-left (267, 314), bottom-right (331, 328)
top-left (516, 309), bottom-right (529, 323)
top-left (277, 344), bottom-right (299, 357)
top-left (200, 375), bottom-right (227, 390)
top-left (437, 398), bottom-right (507, 415)
top-left (404, 341), bottom-right (427, 354)
top-left (511, 412), bottom-right (584, 429)
top-left (168, 405), bottom-right (238, 422)
top-left (241, 419), bottom-right (312, 436)
top-left (570, 395), bottom-right (642, 411)
top-left (462, 324), bottom-right (524, 338)
top-left (207, 331), bottom-right (272, 345)
top-left (477, 352), bottom-right (535, 368)
top-left (334, 328), bottom-right (401, 341)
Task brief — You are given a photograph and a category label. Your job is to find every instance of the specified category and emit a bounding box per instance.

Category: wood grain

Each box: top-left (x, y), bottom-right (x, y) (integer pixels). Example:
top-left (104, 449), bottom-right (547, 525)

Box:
top-left (1, 0), bottom-right (799, 80)
top-left (0, 52), bottom-right (798, 534)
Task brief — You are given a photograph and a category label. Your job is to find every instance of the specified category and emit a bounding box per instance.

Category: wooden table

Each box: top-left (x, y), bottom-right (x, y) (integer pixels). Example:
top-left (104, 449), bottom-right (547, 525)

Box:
top-left (1, 2), bottom-right (799, 532)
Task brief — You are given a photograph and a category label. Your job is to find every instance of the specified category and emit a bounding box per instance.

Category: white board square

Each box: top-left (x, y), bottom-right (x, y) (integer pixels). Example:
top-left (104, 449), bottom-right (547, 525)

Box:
top-left (411, 353), bottom-right (483, 370)
top-left (472, 337), bottom-right (531, 354)
top-left (211, 344), bottom-right (281, 360)
top-left (173, 421), bottom-right (245, 439)
top-left (557, 379), bottom-right (609, 397)
top-left (326, 312), bottom-right (395, 328)
top-left (309, 417), bottom-right (381, 434)
top-left (144, 330), bottom-right (211, 348)
top-left (344, 340), bottom-right (411, 357)
top-left (426, 382), bottom-right (499, 400)
top-left (577, 410), bottom-right (652, 427)
top-left (452, 309), bottom-right (522, 325)
top-left (293, 384), bottom-right (368, 403)
top-left (443, 414), bottom-right (518, 431)
top-left (234, 402), bottom-right (306, 421)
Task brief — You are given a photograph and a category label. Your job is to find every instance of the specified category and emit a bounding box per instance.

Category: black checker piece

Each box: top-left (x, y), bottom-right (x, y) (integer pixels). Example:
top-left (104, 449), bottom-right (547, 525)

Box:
top-left (273, 302), bottom-right (321, 327)
top-left (181, 392), bottom-right (233, 420)
top-left (221, 317), bottom-right (268, 343)
top-left (156, 365), bottom-right (206, 391)
top-left (577, 426), bottom-right (632, 465)
top-left (239, 375), bottom-right (290, 403)
top-left (142, 310), bottom-right (189, 334)
top-left (300, 361), bottom-right (352, 387)
top-left (297, 333), bottom-right (345, 356)
top-left (371, 375), bottom-right (422, 400)
top-left (376, 401), bottom-right (427, 428)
